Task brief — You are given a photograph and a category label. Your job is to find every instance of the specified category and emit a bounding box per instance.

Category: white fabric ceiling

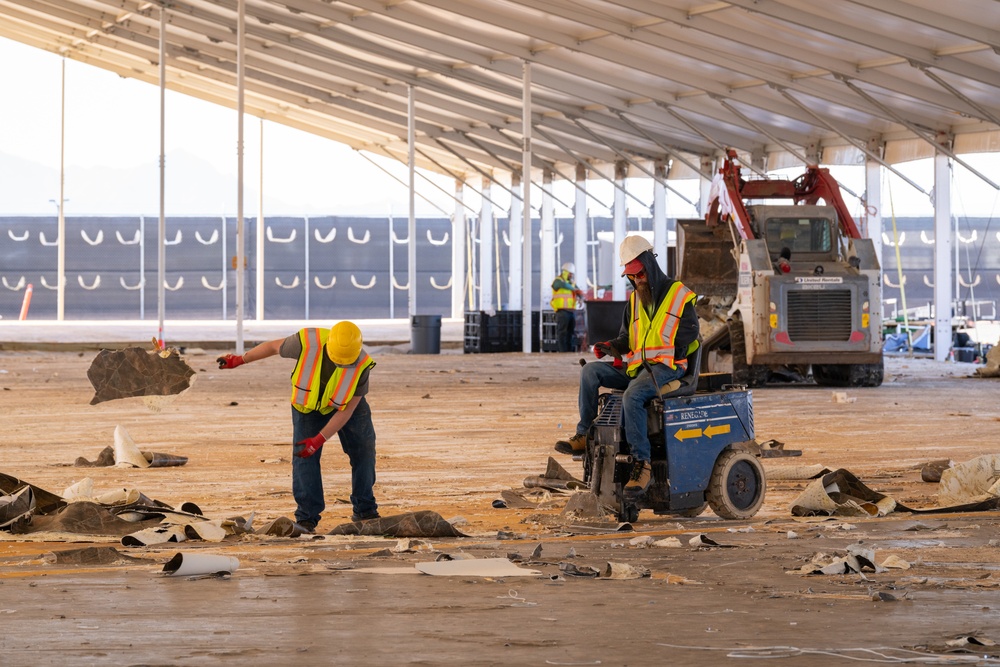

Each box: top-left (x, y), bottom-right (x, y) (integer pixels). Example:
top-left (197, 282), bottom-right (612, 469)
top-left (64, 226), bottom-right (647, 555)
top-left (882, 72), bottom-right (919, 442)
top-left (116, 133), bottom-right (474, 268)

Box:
top-left (3, 0), bottom-right (1000, 182)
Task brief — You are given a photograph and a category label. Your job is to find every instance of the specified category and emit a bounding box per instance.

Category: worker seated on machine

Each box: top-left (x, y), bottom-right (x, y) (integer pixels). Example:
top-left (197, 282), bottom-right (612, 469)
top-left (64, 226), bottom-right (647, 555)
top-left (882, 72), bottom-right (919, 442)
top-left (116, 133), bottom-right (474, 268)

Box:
top-left (554, 235), bottom-right (700, 497)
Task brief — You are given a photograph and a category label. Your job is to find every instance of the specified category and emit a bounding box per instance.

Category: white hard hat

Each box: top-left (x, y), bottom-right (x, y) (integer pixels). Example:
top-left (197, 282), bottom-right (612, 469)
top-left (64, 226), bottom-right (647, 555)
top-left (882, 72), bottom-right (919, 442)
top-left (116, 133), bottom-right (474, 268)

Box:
top-left (561, 262), bottom-right (575, 274)
top-left (619, 235), bottom-right (653, 266)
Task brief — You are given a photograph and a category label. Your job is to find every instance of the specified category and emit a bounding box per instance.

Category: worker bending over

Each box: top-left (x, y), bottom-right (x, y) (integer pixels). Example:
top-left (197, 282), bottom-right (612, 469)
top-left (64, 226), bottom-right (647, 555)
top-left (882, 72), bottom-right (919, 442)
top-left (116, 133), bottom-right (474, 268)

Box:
top-left (555, 235), bottom-right (699, 496)
top-left (551, 262), bottom-right (585, 352)
top-left (218, 321), bottom-right (379, 532)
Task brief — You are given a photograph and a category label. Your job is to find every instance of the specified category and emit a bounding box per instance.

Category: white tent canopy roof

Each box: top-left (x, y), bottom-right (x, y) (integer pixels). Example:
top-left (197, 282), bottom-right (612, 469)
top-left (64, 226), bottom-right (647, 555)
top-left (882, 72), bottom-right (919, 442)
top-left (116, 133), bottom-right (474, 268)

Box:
top-left (2, 0), bottom-right (1000, 180)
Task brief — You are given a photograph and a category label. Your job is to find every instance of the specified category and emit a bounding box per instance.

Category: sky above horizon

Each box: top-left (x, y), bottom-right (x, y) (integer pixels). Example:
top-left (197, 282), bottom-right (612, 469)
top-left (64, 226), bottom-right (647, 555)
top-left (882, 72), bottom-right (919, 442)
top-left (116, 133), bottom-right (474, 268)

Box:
top-left (2, 36), bottom-right (999, 222)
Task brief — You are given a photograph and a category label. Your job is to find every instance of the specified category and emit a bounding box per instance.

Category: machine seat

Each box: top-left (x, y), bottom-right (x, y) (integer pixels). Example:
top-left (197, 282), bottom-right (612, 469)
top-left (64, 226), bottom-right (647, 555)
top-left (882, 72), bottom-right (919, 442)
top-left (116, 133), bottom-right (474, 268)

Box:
top-left (656, 344), bottom-right (702, 399)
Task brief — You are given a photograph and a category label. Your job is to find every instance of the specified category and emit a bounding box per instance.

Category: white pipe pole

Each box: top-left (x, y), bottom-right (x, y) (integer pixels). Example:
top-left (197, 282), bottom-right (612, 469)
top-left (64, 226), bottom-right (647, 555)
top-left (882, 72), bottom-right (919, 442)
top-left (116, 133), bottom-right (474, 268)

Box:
top-left (540, 170), bottom-right (555, 312)
top-left (256, 118), bottom-right (264, 321)
top-left (933, 153), bottom-right (953, 362)
top-left (389, 214), bottom-right (395, 318)
top-left (236, 0), bottom-right (246, 352)
top-left (508, 173), bottom-right (523, 311)
top-left (612, 163), bottom-right (627, 301)
top-left (221, 215), bottom-right (227, 319)
top-left (57, 57), bottom-right (66, 321)
top-left (865, 157), bottom-right (883, 266)
top-left (304, 216), bottom-right (310, 320)
top-left (157, 8), bottom-right (166, 346)
top-left (574, 164), bottom-right (587, 292)
top-left (479, 177), bottom-right (494, 311)
top-left (408, 85), bottom-right (416, 318)
top-left (653, 161), bottom-right (668, 274)
top-left (139, 215), bottom-right (145, 319)
top-left (451, 180), bottom-right (466, 318)
top-left (521, 61), bottom-right (533, 353)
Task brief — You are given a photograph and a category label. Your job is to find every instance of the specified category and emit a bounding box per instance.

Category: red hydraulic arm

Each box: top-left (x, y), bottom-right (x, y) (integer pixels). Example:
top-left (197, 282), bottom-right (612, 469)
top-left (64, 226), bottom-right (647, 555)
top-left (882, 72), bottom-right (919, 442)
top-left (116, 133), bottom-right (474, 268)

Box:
top-left (706, 150), bottom-right (756, 240)
top-left (706, 148), bottom-right (863, 240)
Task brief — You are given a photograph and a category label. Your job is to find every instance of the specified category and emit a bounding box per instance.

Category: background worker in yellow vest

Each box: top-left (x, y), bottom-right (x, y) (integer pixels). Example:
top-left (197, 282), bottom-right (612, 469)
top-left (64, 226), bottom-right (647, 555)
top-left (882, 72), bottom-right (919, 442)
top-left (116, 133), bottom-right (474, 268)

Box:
top-left (551, 262), bottom-right (585, 352)
top-left (554, 236), bottom-right (699, 497)
top-left (217, 321), bottom-right (378, 533)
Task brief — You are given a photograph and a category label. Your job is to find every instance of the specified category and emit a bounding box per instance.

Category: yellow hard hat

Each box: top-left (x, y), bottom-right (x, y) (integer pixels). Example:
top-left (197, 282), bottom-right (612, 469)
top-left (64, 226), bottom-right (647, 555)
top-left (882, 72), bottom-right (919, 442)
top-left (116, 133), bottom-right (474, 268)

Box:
top-left (326, 321), bottom-right (363, 365)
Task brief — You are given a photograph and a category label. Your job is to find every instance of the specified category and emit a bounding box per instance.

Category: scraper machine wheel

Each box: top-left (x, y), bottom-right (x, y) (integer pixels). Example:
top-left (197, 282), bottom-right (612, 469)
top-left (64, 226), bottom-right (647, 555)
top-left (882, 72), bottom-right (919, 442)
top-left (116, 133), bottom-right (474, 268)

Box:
top-left (706, 449), bottom-right (766, 520)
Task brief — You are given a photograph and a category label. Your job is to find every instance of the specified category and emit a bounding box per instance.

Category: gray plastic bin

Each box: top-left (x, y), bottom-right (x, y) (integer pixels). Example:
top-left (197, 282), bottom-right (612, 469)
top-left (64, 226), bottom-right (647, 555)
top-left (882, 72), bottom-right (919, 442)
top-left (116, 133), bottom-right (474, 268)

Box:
top-left (411, 314), bottom-right (442, 354)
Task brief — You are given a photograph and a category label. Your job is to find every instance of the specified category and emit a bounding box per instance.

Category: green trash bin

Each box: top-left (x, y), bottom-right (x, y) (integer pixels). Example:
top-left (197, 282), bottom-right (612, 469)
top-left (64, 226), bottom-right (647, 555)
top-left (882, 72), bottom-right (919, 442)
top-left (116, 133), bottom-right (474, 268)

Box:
top-left (411, 314), bottom-right (442, 354)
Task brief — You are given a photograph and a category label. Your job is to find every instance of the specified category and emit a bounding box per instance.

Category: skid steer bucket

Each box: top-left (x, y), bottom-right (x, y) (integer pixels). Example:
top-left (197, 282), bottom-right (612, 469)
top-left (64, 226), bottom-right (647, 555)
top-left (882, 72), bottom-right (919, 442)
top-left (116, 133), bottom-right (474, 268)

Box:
top-left (676, 220), bottom-right (737, 298)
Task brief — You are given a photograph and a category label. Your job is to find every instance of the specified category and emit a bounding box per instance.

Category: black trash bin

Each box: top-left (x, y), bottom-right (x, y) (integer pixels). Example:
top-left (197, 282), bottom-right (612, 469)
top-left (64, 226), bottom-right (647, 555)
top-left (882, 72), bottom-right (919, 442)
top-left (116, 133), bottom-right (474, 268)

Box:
top-left (411, 314), bottom-right (442, 354)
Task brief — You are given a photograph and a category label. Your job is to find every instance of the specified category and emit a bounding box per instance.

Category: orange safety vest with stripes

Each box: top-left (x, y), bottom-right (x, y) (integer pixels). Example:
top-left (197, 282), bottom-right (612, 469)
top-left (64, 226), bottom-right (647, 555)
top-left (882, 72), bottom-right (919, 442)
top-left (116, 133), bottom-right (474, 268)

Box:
top-left (623, 282), bottom-right (697, 378)
top-left (550, 271), bottom-right (578, 310)
top-left (289, 328), bottom-right (375, 415)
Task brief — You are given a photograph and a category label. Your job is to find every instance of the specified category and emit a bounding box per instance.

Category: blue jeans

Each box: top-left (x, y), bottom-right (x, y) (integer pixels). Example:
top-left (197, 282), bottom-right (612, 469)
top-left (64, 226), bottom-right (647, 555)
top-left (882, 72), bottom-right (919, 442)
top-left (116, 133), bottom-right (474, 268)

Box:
top-left (291, 398), bottom-right (377, 525)
top-left (575, 360), bottom-right (685, 462)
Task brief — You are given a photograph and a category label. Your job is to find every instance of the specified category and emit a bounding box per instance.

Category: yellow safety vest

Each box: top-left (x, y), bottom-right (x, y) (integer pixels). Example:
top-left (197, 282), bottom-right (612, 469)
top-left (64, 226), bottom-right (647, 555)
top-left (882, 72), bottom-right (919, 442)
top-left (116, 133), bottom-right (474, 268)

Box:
top-left (624, 282), bottom-right (696, 377)
top-left (289, 328), bottom-right (375, 415)
top-left (551, 271), bottom-right (577, 310)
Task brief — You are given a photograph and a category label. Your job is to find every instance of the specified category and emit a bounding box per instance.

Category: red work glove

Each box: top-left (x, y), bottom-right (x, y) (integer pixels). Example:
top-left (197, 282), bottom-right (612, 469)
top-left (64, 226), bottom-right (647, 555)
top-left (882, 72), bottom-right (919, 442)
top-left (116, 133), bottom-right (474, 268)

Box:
top-left (217, 354), bottom-right (245, 370)
top-left (295, 433), bottom-right (326, 458)
top-left (594, 342), bottom-right (625, 368)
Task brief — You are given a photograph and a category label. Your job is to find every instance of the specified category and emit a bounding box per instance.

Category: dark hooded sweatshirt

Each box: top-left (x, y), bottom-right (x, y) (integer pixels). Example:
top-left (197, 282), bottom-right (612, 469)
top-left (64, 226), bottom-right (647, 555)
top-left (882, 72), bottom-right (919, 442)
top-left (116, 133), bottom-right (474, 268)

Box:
top-left (606, 250), bottom-right (699, 365)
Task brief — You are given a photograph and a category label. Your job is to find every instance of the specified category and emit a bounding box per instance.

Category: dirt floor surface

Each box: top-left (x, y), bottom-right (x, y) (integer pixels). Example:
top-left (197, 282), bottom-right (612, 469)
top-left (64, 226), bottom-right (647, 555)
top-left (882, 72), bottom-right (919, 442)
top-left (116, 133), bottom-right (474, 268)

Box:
top-left (3, 348), bottom-right (1000, 666)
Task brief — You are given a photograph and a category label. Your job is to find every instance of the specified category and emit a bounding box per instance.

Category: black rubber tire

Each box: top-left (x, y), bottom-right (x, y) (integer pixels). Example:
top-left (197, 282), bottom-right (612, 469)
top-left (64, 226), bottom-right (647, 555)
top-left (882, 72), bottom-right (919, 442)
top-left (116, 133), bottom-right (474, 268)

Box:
top-left (813, 362), bottom-right (884, 388)
top-left (706, 450), bottom-right (766, 520)
top-left (729, 319), bottom-right (770, 388)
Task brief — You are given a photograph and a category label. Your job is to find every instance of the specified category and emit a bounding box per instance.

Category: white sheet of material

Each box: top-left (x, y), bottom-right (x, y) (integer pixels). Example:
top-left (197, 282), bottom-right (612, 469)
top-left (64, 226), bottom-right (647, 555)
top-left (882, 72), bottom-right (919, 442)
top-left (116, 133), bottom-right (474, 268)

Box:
top-left (113, 425), bottom-right (150, 468)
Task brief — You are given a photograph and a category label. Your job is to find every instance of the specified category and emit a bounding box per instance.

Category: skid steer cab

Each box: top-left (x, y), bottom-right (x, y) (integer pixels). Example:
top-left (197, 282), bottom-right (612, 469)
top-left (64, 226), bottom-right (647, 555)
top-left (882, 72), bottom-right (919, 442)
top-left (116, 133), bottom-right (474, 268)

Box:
top-left (583, 349), bottom-right (766, 523)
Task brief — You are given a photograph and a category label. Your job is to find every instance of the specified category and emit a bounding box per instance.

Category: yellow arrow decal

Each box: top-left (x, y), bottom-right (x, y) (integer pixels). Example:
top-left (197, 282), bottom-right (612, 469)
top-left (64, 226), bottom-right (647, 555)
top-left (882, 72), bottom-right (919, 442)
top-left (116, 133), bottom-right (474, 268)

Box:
top-left (674, 427), bottom-right (702, 441)
top-left (703, 424), bottom-right (731, 438)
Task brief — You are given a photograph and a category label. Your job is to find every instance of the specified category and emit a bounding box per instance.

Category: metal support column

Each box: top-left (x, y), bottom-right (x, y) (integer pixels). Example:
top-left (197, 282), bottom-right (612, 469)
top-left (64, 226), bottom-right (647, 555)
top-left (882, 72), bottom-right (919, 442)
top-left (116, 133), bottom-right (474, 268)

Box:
top-left (479, 175), bottom-right (494, 312)
top-left (540, 169), bottom-right (556, 313)
top-left (256, 119), bottom-right (264, 320)
top-left (157, 7), bottom-right (167, 346)
top-left (235, 0), bottom-right (246, 352)
top-left (573, 164), bottom-right (587, 294)
top-left (612, 162), bottom-right (627, 301)
top-left (653, 160), bottom-right (668, 275)
top-left (508, 172), bottom-right (523, 310)
top-left (408, 85), bottom-right (416, 318)
top-left (864, 145), bottom-right (884, 268)
top-left (521, 61), bottom-right (533, 353)
top-left (451, 179), bottom-right (466, 319)
top-left (933, 152), bottom-right (953, 362)
top-left (56, 57), bottom-right (66, 321)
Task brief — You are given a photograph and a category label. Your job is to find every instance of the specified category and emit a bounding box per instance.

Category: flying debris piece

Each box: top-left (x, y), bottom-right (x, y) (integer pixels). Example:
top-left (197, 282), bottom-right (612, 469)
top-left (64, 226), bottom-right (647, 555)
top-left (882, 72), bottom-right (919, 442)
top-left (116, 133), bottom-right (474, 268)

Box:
top-left (87, 346), bottom-right (196, 405)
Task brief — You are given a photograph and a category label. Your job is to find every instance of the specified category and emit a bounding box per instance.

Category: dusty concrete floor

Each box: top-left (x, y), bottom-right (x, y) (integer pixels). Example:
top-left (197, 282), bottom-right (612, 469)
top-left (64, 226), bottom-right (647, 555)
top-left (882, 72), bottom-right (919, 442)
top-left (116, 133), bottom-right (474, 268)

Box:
top-left (2, 348), bottom-right (1000, 665)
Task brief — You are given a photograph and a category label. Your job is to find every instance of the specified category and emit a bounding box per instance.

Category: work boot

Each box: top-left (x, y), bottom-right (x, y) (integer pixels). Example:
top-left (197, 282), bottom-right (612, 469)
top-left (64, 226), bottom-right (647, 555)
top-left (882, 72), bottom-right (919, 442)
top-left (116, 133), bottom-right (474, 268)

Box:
top-left (554, 433), bottom-right (587, 455)
top-left (624, 460), bottom-right (652, 496)
top-left (351, 510), bottom-right (380, 522)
